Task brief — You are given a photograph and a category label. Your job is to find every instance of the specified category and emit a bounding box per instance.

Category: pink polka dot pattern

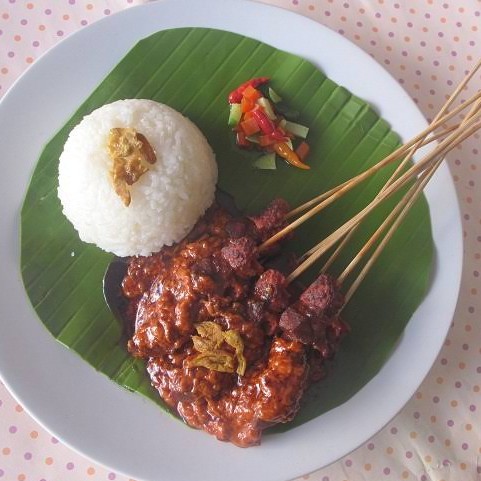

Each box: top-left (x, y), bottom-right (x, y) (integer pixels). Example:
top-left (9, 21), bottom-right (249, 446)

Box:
top-left (0, 0), bottom-right (145, 94)
top-left (1, 1), bottom-right (481, 480)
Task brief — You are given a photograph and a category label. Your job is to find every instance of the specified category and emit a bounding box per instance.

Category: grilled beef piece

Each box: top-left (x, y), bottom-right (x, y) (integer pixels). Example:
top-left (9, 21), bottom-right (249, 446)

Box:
top-left (279, 307), bottom-right (313, 344)
top-left (221, 237), bottom-right (262, 278)
top-left (299, 274), bottom-right (345, 318)
top-left (254, 269), bottom-right (290, 313)
top-left (249, 198), bottom-right (290, 241)
top-left (279, 274), bottom-right (348, 354)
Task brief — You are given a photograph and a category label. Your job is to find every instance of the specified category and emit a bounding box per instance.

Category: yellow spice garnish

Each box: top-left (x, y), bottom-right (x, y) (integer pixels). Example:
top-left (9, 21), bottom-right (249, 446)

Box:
top-left (188, 321), bottom-right (247, 376)
top-left (188, 351), bottom-right (236, 373)
top-left (107, 127), bottom-right (156, 206)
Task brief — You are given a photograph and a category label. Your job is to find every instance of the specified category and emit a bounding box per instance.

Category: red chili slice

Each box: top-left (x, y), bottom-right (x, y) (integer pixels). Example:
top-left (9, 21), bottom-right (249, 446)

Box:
top-left (228, 77), bottom-right (270, 103)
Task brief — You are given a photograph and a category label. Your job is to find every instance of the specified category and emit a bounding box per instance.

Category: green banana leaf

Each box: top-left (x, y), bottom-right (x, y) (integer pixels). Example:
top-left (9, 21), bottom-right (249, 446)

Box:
top-left (20, 28), bottom-right (433, 430)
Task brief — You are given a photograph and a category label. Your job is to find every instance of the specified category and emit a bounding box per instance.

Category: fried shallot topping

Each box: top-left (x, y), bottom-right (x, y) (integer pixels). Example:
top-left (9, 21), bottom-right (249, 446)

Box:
top-left (187, 321), bottom-right (247, 376)
top-left (107, 127), bottom-right (157, 206)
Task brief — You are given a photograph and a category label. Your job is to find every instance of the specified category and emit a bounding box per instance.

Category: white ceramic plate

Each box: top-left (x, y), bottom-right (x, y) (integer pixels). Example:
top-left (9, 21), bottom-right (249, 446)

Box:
top-left (0, 1), bottom-right (462, 481)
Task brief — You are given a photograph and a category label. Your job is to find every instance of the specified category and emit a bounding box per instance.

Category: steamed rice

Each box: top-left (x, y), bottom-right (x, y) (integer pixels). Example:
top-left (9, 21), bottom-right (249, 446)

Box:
top-left (58, 99), bottom-right (217, 257)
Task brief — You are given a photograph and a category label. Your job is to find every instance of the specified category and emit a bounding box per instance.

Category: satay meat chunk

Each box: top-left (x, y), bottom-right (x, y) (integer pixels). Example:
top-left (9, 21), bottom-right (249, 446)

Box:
top-left (254, 269), bottom-right (290, 312)
top-left (221, 237), bottom-right (262, 277)
top-left (248, 198), bottom-right (290, 241)
top-left (279, 306), bottom-right (313, 344)
top-left (299, 274), bottom-right (344, 317)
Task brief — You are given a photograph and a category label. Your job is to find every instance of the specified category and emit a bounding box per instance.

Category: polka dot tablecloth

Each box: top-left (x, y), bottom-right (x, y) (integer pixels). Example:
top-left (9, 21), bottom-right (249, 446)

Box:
top-left (1, 1), bottom-right (480, 480)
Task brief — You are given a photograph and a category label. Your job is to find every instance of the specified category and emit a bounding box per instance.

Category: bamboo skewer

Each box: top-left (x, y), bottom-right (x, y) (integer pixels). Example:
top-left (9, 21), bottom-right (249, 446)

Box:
top-left (342, 160), bottom-right (439, 304)
top-left (262, 89), bottom-right (481, 252)
top-left (282, 88), bottom-right (481, 223)
top-left (389, 58), bottom-right (481, 177)
top-left (285, 122), bottom-right (460, 235)
top-left (336, 178), bottom-right (425, 285)
top-left (338, 89), bottom-right (481, 284)
top-left (318, 122), bottom-right (461, 273)
top-left (342, 99), bottom-right (481, 303)
top-left (285, 113), bottom-right (481, 284)
top-left (319, 60), bottom-right (481, 273)
top-left (291, 106), bottom-right (481, 263)
top-left (318, 124), bottom-right (456, 272)
top-left (309, 110), bottom-right (480, 259)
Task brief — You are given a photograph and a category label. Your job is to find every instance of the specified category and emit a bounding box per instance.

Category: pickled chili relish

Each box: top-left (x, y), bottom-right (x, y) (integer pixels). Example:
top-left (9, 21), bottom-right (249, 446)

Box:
top-left (228, 77), bottom-right (310, 170)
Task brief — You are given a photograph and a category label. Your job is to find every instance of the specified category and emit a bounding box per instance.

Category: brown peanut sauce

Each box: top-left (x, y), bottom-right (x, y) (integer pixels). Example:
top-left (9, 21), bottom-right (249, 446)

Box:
top-left (121, 200), bottom-right (347, 447)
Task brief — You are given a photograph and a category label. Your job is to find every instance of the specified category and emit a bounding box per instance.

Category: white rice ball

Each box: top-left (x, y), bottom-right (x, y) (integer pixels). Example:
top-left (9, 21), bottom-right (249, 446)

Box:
top-left (58, 99), bottom-right (217, 257)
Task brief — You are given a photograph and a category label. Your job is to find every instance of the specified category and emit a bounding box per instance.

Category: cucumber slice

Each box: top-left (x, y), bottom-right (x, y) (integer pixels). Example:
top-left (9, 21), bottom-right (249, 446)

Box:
top-left (246, 135), bottom-right (260, 144)
top-left (268, 87), bottom-right (282, 103)
top-left (253, 153), bottom-right (276, 170)
top-left (284, 120), bottom-right (309, 139)
top-left (228, 103), bottom-right (242, 127)
top-left (256, 97), bottom-right (276, 120)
